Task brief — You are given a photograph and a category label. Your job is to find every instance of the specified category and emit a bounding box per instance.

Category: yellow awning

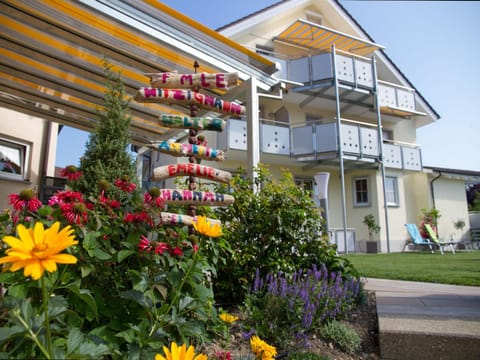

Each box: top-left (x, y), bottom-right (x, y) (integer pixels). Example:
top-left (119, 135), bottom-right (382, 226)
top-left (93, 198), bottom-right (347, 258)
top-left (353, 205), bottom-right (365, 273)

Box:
top-left (274, 19), bottom-right (384, 57)
top-left (0, 0), bottom-right (277, 143)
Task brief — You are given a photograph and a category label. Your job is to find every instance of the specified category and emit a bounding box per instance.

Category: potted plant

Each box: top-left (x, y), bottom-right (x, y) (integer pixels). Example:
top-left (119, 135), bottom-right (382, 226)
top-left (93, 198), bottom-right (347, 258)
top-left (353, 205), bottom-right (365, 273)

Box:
top-left (363, 214), bottom-right (381, 253)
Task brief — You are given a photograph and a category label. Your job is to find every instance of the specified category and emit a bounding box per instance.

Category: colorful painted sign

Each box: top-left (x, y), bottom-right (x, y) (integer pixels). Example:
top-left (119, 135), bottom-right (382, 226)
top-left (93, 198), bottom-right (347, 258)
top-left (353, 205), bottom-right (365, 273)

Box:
top-left (160, 189), bottom-right (234, 206)
top-left (152, 141), bottom-right (225, 161)
top-left (159, 114), bottom-right (225, 131)
top-left (153, 163), bottom-right (232, 183)
top-left (146, 72), bottom-right (239, 89)
top-left (159, 212), bottom-right (221, 226)
top-left (135, 88), bottom-right (246, 116)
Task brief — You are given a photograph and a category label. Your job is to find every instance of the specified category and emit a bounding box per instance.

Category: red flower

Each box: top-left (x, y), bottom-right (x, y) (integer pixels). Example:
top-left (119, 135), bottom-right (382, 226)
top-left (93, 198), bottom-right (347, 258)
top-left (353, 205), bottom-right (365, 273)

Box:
top-left (8, 190), bottom-right (42, 212)
top-left (114, 178), bottom-right (137, 193)
top-left (60, 165), bottom-right (83, 181)
top-left (154, 242), bottom-right (170, 255)
top-left (170, 246), bottom-right (183, 257)
top-left (124, 211), bottom-right (153, 226)
top-left (139, 235), bottom-right (153, 252)
top-left (49, 190), bottom-right (83, 206)
top-left (214, 351), bottom-right (232, 360)
top-left (99, 192), bottom-right (121, 209)
top-left (60, 202), bottom-right (88, 225)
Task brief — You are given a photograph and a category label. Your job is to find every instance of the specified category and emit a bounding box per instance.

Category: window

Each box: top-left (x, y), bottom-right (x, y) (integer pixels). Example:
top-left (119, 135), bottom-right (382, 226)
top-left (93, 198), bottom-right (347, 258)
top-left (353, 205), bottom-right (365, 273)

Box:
top-left (0, 137), bottom-right (30, 180)
top-left (353, 177), bottom-right (369, 206)
top-left (296, 177), bottom-right (317, 206)
top-left (385, 176), bottom-right (399, 206)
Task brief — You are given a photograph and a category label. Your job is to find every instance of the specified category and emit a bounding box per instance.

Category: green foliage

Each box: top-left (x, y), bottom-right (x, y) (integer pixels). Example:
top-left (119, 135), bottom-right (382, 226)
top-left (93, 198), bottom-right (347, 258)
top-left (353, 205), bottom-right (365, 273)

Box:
top-left (75, 59), bottom-right (138, 200)
top-left (362, 214), bottom-right (380, 241)
top-left (319, 320), bottom-right (361, 354)
top-left (214, 164), bottom-right (357, 303)
top-left (0, 67), bottom-right (224, 358)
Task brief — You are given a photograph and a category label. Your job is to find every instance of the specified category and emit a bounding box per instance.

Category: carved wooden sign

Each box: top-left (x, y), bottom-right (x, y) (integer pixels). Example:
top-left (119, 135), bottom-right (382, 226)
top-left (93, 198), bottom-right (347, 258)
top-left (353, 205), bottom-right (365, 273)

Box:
top-left (151, 141), bottom-right (225, 161)
top-left (135, 88), bottom-right (246, 116)
top-left (159, 212), bottom-right (221, 226)
top-left (160, 189), bottom-right (234, 206)
top-left (153, 163), bottom-right (232, 184)
top-left (146, 72), bottom-right (239, 89)
top-left (159, 114), bottom-right (225, 131)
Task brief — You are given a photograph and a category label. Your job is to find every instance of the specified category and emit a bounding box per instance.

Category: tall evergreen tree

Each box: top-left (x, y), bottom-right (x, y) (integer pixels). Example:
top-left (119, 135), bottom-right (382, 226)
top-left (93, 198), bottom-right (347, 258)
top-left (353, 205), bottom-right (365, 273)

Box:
top-left (76, 60), bottom-right (138, 199)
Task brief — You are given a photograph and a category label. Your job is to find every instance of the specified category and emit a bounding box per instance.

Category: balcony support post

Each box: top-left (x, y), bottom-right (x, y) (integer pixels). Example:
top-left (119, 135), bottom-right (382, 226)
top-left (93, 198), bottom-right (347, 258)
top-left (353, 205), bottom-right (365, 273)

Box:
top-left (246, 76), bottom-right (260, 189)
top-left (373, 58), bottom-right (391, 253)
top-left (332, 44), bottom-right (349, 254)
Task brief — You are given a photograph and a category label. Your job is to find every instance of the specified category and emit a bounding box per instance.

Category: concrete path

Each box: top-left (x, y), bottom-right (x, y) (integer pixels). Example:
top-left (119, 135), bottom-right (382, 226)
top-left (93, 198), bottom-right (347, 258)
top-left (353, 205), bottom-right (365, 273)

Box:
top-left (363, 278), bottom-right (480, 360)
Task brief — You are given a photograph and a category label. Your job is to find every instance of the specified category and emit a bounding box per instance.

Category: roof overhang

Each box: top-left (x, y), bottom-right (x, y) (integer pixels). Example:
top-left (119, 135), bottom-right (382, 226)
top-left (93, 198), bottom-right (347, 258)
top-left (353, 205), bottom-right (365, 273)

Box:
top-left (0, 0), bottom-right (279, 143)
top-left (273, 19), bottom-right (384, 57)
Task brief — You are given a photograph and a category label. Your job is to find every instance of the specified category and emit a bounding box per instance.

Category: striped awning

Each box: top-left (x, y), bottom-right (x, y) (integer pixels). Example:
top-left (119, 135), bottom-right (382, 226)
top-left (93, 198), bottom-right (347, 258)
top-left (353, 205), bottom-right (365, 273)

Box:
top-left (274, 19), bottom-right (384, 57)
top-left (0, 0), bottom-right (277, 143)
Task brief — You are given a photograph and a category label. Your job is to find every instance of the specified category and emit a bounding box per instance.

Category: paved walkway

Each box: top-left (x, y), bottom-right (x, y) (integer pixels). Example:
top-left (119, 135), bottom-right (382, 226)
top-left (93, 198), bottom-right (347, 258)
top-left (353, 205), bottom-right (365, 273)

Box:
top-left (363, 278), bottom-right (480, 360)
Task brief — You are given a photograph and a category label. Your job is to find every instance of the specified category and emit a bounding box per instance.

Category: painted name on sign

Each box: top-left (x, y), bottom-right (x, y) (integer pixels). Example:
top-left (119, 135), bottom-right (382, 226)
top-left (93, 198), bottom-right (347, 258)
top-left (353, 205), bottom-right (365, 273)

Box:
top-left (159, 114), bottom-right (225, 131)
top-left (159, 212), bottom-right (221, 226)
top-left (135, 88), bottom-right (246, 116)
top-left (153, 163), bottom-right (232, 183)
top-left (154, 141), bottom-right (225, 161)
top-left (146, 72), bottom-right (239, 89)
top-left (160, 189), bottom-right (234, 206)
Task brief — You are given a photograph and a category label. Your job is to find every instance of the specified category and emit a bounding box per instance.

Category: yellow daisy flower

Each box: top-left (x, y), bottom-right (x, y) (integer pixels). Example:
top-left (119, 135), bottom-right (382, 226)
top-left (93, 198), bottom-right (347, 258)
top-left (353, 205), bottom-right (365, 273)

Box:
top-left (250, 335), bottom-right (277, 360)
top-left (155, 342), bottom-right (207, 360)
top-left (0, 222), bottom-right (78, 280)
top-left (192, 216), bottom-right (222, 238)
top-left (219, 312), bottom-right (239, 324)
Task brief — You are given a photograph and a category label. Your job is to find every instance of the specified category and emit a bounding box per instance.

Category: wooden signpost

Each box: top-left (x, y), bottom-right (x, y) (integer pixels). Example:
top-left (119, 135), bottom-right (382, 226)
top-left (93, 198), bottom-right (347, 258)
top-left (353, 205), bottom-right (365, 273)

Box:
top-left (135, 63), bottom-right (236, 231)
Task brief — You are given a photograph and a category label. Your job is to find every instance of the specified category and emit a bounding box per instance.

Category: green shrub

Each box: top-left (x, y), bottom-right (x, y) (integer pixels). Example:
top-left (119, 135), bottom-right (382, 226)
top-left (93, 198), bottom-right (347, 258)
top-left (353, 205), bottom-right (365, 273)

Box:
top-left (319, 320), bottom-right (361, 353)
top-left (214, 165), bottom-right (357, 303)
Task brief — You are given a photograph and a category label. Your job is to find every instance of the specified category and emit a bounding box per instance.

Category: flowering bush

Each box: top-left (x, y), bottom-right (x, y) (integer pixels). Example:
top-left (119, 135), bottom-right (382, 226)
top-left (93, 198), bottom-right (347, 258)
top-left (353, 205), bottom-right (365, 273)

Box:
top-left (0, 173), bottom-right (225, 358)
top-left (243, 264), bottom-right (361, 351)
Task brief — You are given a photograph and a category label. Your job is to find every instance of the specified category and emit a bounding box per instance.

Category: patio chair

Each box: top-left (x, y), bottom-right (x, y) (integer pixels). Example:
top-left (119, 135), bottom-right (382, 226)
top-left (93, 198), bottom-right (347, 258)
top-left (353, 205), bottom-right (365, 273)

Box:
top-left (404, 223), bottom-right (443, 254)
top-left (423, 224), bottom-right (456, 254)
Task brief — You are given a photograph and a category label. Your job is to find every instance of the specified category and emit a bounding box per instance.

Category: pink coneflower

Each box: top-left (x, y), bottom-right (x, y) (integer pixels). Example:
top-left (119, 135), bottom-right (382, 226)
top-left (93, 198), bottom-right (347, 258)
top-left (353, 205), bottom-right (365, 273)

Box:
top-left (60, 165), bottom-right (83, 181)
top-left (49, 190), bottom-right (83, 206)
top-left (8, 189), bottom-right (42, 212)
top-left (60, 202), bottom-right (88, 225)
top-left (114, 177), bottom-right (137, 193)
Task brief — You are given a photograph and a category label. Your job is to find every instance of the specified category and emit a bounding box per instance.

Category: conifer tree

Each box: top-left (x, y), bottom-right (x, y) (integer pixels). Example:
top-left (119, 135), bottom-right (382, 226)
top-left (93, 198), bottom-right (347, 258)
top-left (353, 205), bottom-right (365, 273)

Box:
top-left (75, 60), bottom-right (138, 199)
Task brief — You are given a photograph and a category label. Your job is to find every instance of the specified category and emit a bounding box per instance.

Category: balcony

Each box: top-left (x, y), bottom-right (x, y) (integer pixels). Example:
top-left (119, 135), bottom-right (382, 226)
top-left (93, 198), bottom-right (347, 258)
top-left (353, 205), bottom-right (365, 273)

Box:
top-left (218, 118), bottom-right (422, 171)
top-left (266, 52), bottom-right (424, 117)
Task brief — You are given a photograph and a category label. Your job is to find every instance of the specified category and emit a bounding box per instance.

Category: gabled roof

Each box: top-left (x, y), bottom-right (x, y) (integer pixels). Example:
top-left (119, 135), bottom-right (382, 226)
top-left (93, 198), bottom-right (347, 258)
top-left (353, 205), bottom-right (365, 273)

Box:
top-left (218, 0), bottom-right (440, 122)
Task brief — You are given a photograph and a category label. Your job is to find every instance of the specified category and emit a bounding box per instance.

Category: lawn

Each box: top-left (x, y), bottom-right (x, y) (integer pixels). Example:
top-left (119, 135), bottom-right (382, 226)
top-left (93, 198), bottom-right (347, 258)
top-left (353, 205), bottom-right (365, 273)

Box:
top-left (342, 251), bottom-right (480, 287)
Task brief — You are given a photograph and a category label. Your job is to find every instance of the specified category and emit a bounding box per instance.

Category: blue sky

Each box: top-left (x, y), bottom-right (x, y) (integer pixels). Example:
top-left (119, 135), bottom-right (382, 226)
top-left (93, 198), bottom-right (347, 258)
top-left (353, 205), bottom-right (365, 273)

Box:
top-left (56, 0), bottom-right (480, 171)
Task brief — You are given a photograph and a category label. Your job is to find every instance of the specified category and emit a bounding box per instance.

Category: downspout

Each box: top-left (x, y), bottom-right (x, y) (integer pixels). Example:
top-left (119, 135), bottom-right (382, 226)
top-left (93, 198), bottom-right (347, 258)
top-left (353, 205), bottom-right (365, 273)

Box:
top-left (430, 171), bottom-right (442, 237)
top-left (430, 171), bottom-right (442, 210)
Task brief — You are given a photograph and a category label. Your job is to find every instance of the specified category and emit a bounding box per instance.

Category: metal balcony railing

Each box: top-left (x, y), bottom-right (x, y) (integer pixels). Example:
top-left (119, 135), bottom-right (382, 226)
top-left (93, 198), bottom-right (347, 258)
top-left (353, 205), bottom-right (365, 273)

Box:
top-left (266, 52), bottom-right (422, 116)
top-left (219, 118), bottom-right (422, 171)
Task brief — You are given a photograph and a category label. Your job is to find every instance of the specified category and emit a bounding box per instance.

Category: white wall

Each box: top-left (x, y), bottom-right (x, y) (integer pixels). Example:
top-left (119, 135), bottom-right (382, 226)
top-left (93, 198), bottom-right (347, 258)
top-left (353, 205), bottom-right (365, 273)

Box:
top-left (0, 107), bottom-right (57, 209)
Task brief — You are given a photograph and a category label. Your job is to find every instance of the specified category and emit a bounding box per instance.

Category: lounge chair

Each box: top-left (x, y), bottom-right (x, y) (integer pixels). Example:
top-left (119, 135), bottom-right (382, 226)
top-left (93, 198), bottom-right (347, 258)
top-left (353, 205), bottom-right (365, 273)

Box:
top-left (423, 224), bottom-right (456, 254)
top-left (404, 223), bottom-right (443, 254)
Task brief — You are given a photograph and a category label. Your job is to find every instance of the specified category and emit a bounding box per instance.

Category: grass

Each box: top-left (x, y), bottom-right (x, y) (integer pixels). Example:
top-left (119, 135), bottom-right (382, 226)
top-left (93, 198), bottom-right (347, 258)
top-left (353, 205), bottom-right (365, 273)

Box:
top-left (342, 251), bottom-right (480, 287)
